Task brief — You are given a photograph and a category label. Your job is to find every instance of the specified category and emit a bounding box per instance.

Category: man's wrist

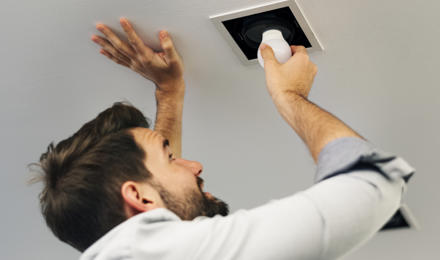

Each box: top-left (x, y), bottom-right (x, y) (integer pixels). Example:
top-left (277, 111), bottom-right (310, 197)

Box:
top-left (272, 90), bottom-right (305, 110)
top-left (153, 78), bottom-right (185, 158)
top-left (155, 78), bottom-right (186, 100)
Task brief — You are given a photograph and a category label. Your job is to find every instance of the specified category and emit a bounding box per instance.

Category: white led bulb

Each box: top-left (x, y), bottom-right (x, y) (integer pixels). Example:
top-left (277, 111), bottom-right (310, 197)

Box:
top-left (257, 29), bottom-right (292, 68)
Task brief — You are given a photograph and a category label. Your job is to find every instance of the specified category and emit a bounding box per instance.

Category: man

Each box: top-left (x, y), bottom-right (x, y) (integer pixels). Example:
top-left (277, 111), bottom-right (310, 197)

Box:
top-left (35, 17), bottom-right (414, 259)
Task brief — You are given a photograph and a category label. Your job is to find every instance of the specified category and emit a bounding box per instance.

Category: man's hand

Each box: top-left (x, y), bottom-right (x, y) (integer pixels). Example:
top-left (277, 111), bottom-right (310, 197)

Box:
top-left (91, 17), bottom-right (184, 90)
top-left (260, 44), bottom-right (317, 101)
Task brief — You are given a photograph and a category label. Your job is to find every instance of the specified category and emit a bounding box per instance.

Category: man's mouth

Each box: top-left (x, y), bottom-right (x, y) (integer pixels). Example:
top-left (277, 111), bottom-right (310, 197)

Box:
top-left (204, 191), bottom-right (213, 198)
top-left (198, 177), bottom-right (213, 198)
top-left (198, 177), bottom-right (204, 190)
top-left (197, 177), bottom-right (214, 199)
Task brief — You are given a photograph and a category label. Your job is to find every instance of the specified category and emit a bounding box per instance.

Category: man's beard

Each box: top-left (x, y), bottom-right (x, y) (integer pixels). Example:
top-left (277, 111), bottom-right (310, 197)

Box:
top-left (152, 177), bottom-right (229, 220)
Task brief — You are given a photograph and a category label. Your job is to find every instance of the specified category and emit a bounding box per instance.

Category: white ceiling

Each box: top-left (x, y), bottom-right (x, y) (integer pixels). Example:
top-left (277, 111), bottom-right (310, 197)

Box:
top-left (1, 0), bottom-right (439, 259)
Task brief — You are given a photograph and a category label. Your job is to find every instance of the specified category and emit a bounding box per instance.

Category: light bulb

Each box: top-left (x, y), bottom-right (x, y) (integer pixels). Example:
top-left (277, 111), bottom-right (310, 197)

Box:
top-left (257, 29), bottom-right (292, 68)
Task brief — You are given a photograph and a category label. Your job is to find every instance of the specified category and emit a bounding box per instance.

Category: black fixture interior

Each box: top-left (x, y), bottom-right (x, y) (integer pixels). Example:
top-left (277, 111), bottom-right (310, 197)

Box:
top-left (222, 7), bottom-right (312, 60)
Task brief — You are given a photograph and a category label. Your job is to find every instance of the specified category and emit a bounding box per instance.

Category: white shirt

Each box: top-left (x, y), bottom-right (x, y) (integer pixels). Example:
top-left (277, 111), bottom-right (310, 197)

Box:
top-left (80, 137), bottom-right (414, 260)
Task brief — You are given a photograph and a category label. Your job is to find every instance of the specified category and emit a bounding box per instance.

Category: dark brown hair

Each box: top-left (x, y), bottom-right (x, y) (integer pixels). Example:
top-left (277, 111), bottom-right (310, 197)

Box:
top-left (31, 102), bottom-right (152, 252)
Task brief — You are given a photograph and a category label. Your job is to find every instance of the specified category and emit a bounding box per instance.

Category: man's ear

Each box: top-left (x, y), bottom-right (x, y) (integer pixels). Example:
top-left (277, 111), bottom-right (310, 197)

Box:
top-left (121, 181), bottom-right (160, 217)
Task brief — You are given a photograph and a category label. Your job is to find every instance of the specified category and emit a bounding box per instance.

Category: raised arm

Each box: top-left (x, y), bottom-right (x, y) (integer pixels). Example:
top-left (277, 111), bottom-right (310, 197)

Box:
top-left (259, 44), bottom-right (362, 162)
top-left (92, 17), bottom-right (185, 157)
top-left (154, 80), bottom-right (185, 158)
top-left (251, 44), bottom-right (415, 258)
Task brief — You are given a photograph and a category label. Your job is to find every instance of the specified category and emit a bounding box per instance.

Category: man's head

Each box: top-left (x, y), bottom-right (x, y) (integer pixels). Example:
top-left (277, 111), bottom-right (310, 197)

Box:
top-left (124, 127), bottom-right (229, 221)
top-left (34, 102), bottom-right (229, 252)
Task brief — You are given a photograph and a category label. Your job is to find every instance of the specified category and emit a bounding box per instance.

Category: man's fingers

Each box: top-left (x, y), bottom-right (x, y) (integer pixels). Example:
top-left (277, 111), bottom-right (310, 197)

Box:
top-left (290, 45), bottom-right (307, 55)
top-left (92, 35), bottom-right (132, 65)
top-left (96, 24), bottom-right (136, 58)
top-left (119, 17), bottom-right (154, 60)
top-left (260, 44), bottom-right (280, 68)
top-left (100, 49), bottom-right (131, 67)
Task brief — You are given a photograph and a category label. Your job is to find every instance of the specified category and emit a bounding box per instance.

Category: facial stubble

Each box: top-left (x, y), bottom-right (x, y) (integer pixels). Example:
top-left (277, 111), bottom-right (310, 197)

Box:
top-left (153, 178), bottom-right (229, 220)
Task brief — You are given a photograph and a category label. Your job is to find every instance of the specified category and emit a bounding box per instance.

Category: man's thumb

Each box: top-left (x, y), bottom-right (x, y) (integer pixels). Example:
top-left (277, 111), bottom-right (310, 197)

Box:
top-left (260, 44), bottom-right (278, 65)
top-left (159, 30), bottom-right (178, 62)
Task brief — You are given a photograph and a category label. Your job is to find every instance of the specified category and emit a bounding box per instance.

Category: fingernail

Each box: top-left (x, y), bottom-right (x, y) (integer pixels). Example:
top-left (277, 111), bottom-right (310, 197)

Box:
top-left (96, 24), bottom-right (104, 30)
top-left (160, 31), bottom-right (168, 39)
top-left (260, 44), bottom-right (267, 50)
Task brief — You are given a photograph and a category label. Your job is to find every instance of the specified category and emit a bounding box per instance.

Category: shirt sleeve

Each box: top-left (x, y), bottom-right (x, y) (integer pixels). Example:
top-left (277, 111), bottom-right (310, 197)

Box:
top-left (315, 137), bottom-right (415, 184)
top-left (174, 137), bottom-right (415, 260)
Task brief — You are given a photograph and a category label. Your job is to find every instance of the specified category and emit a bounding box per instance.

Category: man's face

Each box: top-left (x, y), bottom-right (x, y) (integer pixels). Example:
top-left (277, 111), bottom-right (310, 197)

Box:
top-left (130, 127), bottom-right (229, 220)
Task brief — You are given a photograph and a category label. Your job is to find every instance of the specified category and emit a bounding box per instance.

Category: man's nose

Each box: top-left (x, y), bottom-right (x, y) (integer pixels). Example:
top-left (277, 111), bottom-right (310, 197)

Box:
top-left (178, 158), bottom-right (203, 176)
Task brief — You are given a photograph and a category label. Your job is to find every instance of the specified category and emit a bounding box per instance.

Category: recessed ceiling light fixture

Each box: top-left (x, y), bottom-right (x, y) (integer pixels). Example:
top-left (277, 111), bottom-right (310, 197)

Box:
top-left (210, 0), bottom-right (323, 66)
